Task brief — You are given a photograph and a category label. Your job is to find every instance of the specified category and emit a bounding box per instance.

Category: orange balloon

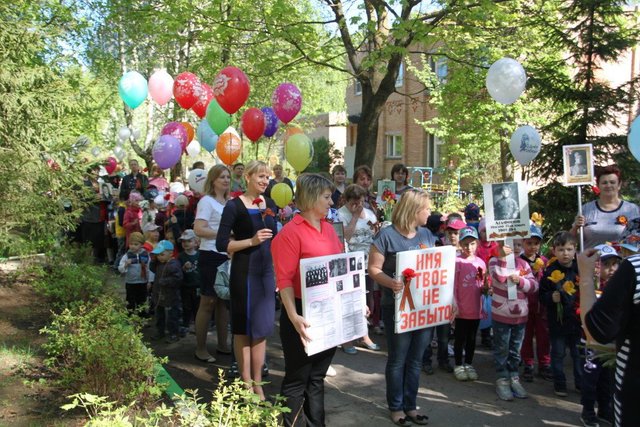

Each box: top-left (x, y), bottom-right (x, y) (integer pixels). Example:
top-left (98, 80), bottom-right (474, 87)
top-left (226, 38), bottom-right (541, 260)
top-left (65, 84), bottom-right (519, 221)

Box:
top-left (216, 132), bottom-right (242, 165)
top-left (181, 122), bottom-right (195, 143)
top-left (284, 126), bottom-right (303, 145)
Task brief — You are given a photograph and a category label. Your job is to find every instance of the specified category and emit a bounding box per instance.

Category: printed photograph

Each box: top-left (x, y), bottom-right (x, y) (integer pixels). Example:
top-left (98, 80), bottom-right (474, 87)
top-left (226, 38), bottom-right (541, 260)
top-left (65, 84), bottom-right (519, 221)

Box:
top-left (563, 144), bottom-right (594, 186)
top-left (329, 258), bottom-right (348, 278)
top-left (492, 182), bottom-right (520, 220)
top-left (305, 264), bottom-right (329, 288)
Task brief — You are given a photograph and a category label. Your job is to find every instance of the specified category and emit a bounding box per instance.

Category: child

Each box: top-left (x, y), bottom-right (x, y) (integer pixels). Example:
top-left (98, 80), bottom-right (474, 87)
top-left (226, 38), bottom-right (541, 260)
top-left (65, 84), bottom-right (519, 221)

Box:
top-left (154, 194), bottom-right (169, 240)
top-left (463, 203), bottom-right (481, 232)
top-left (539, 231), bottom-right (582, 397)
top-left (123, 191), bottom-right (143, 247)
top-left (149, 240), bottom-right (183, 343)
top-left (490, 239), bottom-right (538, 401)
top-left (579, 244), bottom-right (620, 426)
top-left (178, 230), bottom-right (200, 336)
top-left (476, 219), bottom-right (499, 349)
top-left (117, 231), bottom-right (150, 315)
top-left (112, 198), bottom-right (127, 269)
top-left (143, 223), bottom-right (161, 248)
top-left (452, 227), bottom-right (488, 381)
top-left (519, 225), bottom-right (552, 382)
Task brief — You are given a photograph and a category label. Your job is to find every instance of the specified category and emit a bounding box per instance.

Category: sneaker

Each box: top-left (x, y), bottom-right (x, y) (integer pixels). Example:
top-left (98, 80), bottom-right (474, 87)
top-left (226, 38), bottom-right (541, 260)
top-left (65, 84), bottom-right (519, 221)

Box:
top-left (342, 346), bottom-right (358, 355)
top-left (522, 365), bottom-right (534, 382)
top-left (228, 362), bottom-right (239, 378)
top-left (464, 364), bottom-right (478, 381)
top-left (326, 365), bottom-right (337, 377)
top-left (580, 411), bottom-right (600, 427)
top-left (554, 385), bottom-right (568, 397)
top-left (439, 361), bottom-right (454, 373)
top-left (423, 364), bottom-right (434, 375)
top-left (454, 365), bottom-right (468, 381)
top-left (496, 378), bottom-right (514, 401)
top-left (539, 365), bottom-right (553, 381)
top-left (510, 377), bottom-right (528, 399)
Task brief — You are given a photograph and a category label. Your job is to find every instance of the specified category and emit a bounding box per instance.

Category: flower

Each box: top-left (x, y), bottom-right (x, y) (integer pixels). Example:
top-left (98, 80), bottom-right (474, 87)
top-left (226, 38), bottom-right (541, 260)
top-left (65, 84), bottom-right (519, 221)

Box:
top-left (547, 256), bottom-right (557, 266)
top-left (532, 258), bottom-right (545, 273)
top-left (548, 270), bottom-right (565, 283)
top-left (262, 208), bottom-right (275, 222)
top-left (252, 197), bottom-right (262, 206)
top-left (562, 280), bottom-right (576, 295)
top-left (616, 215), bottom-right (628, 226)
top-left (591, 185), bottom-right (600, 196)
top-left (164, 194), bottom-right (171, 201)
top-left (519, 269), bottom-right (528, 277)
top-left (531, 212), bottom-right (544, 227)
top-left (230, 191), bottom-right (243, 199)
top-left (402, 268), bottom-right (417, 282)
top-left (399, 268), bottom-right (417, 311)
top-left (419, 243), bottom-right (427, 249)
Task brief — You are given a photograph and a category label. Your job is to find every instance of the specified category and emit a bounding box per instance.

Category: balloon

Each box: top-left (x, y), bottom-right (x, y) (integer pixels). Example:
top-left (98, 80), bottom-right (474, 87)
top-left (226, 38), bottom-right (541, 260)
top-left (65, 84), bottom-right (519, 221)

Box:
top-left (629, 115), bottom-right (640, 163)
top-left (206, 98), bottom-right (232, 135)
top-left (131, 128), bottom-right (141, 140)
top-left (105, 156), bottom-right (118, 174)
top-left (148, 69), bottom-right (174, 105)
top-left (486, 58), bottom-right (527, 105)
top-left (271, 183), bottom-right (293, 208)
top-left (216, 130), bottom-right (242, 165)
top-left (213, 66), bottom-right (250, 114)
top-left (161, 122), bottom-right (188, 152)
top-left (170, 182), bottom-right (185, 193)
top-left (152, 135), bottom-right (182, 169)
top-left (272, 83), bottom-right (302, 124)
top-left (192, 83), bottom-right (214, 119)
top-left (91, 147), bottom-right (101, 157)
top-left (118, 126), bottom-right (131, 141)
top-left (241, 108), bottom-right (266, 142)
top-left (188, 169), bottom-right (207, 193)
top-left (261, 106), bottom-right (278, 137)
top-left (173, 72), bottom-right (201, 109)
top-left (186, 140), bottom-right (201, 157)
top-left (181, 122), bottom-right (195, 143)
top-left (284, 126), bottom-right (303, 145)
top-left (285, 133), bottom-right (313, 171)
top-left (113, 146), bottom-right (126, 162)
top-left (509, 125), bottom-right (541, 166)
top-left (197, 120), bottom-right (219, 153)
top-left (118, 71), bottom-right (148, 109)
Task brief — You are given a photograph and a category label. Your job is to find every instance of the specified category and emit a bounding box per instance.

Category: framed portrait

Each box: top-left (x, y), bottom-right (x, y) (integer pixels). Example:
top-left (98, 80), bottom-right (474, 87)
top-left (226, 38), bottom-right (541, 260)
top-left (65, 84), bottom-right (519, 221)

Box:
top-left (482, 181), bottom-right (531, 241)
top-left (563, 144), bottom-right (594, 186)
top-left (376, 179), bottom-right (396, 203)
top-left (331, 221), bottom-right (345, 247)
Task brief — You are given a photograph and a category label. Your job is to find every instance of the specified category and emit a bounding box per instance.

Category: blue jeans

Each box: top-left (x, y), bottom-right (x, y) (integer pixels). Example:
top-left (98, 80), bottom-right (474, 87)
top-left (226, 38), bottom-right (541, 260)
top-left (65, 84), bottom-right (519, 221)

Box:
top-left (422, 323), bottom-right (450, 366)
top-left (493, 321), bottom-right (525, 380)
top-left (382, 304), bottom-right (434, 412)
top-left (550, 333), bottom-right (583, 389)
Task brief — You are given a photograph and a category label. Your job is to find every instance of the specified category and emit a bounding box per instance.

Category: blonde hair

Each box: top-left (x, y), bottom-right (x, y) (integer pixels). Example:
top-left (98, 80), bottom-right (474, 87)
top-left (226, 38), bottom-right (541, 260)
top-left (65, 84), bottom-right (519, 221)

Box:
top-left (392, 189), bottom-right (431, 232)
top-left (244, 160), bottom-right (270, 179)
top-left (295, 173), bottom-right (335, 211)
top-left (203, 165), bottom-right (230, 198)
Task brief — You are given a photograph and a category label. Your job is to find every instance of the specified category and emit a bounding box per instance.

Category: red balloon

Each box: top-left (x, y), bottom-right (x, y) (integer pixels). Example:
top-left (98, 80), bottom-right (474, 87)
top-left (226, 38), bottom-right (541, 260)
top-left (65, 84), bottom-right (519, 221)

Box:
top-left (105, 156), bottom-right (118, 174)
top-left (241, 108), bottom-right (266, 142)
top-left (173, 72), bottom-right (201, 109)
top-left (192, 83), bottom-right (213, 119)
top-left (212, 67), bottom-right (250, 114)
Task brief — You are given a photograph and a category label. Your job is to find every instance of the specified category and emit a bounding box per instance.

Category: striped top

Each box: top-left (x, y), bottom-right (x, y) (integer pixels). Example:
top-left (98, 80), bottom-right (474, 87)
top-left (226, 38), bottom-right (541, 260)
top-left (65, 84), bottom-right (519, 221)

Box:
top-left (488, 256), bottom-right (538, 325)
top-left (585, 254), bottom-right (640, 426)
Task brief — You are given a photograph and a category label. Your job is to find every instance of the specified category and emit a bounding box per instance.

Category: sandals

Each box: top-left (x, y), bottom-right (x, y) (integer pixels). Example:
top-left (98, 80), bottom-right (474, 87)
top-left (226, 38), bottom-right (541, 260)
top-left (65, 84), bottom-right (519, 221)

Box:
top-left (406, 414), bottom-right (429, 425)
top-left (391, 416), bottom-right (412, 426)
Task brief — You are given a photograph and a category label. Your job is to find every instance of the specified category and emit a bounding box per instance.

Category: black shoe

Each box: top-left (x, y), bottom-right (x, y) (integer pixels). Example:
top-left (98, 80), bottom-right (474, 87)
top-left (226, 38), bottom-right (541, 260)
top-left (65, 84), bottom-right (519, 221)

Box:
top-left (439, 361), bottom-right (454, 373)
top-left (539, 365), bottom-right (553, 381)
top-left (423, 364), bottom-right (434, 375)
top-left (554, 385), bottom-right (568, 397)
top-left (580, 410), bottom-right (600, 427)
top-left (522, 365), bottom-right (534, 382)
top-left (597, 410), bottom-right (613, 425)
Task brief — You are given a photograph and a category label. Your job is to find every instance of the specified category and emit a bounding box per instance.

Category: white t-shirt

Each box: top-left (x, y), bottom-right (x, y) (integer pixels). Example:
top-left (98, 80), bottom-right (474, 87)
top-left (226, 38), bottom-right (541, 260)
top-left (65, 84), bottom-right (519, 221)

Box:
top-left (337, 205), bottom-right (377, 257)
top-left (196, 195), bottom-right (226, 252)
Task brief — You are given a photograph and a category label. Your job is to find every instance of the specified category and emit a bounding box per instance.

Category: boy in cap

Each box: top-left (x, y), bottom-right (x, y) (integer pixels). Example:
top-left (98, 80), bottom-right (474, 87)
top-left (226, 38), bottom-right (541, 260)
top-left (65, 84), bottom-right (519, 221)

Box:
top-left (169, 194), bottom-right (195, 251)
top-left (117, 231), bottom-right (150, 315)
top-left (150, 240), bottom-right (183, 342)
top-left (178, 230), bottom-right (201, 336)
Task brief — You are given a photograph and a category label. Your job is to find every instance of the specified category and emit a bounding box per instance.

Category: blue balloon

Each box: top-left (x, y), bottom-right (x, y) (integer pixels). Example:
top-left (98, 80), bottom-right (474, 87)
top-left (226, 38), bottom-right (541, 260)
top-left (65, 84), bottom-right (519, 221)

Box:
top-left (118, 71), bottom-right (148, 109)
top-left (197, 120), bottom-right (219, 153)
top-left (152, 135), bottom-right (181, 169)
top-left (628, 115), bottom-right (640, 163)
top-left (261, 106), bottom-right (279, 138)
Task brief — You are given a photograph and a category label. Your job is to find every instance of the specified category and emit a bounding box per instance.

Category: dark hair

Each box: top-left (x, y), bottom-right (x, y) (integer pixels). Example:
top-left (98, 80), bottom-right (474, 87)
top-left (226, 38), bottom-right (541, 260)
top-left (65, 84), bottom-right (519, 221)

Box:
top-left (343, 184), bottom-right (367, 202)
top-left (331, 164), bottom-right (347, 176)
top-left (552, 231), bottom-right (577, 248)
top-left (192, 161), bottom-right (205, 169)
top-left (353, 165), bottom-right (372, 183)
top-left (390, 163), bottom-right (409, 185)
top-left (596, 164), bottom-right (621, 185)
top-left (232, 163), bottom-right (244, 169)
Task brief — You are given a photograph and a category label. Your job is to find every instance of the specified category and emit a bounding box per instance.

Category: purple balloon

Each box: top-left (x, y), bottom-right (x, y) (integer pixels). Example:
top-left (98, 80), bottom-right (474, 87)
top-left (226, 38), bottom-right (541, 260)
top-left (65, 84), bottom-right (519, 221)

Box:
top-left (161, 121), bottom-right (188, 151)
top-left (152, 135), bottom-right (182, 169)
top-left (271, 83), bottom-right (302, 124)
top-left (261, 106), bottom-right (279, 137)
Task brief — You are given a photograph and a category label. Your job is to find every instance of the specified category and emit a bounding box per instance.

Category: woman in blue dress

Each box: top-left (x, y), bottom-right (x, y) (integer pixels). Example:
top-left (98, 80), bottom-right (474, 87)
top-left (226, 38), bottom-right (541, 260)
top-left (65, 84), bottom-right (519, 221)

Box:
top-left (217, 160), bottom-right (277, 400)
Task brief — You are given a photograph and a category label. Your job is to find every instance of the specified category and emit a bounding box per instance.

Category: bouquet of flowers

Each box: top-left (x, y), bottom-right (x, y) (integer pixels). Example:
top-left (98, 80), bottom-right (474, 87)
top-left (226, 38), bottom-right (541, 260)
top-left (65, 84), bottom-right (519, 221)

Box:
top-left (548, 270), bottom-right (577, 323)
top-left (380, 188), bottom-right (397, 222)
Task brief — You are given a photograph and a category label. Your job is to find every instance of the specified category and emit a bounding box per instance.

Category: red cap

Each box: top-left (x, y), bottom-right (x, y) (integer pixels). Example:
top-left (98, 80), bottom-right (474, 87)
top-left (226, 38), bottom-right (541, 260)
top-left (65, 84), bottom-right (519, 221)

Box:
top-left (446, 219), bottom-right (467, 230)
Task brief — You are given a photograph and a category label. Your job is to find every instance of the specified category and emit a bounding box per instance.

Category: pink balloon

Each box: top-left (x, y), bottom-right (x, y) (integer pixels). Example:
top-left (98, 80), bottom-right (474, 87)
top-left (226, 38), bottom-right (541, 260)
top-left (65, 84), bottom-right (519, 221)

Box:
top-left (105, 156), bottom-right (118, 174)
top-left (271, 83), bottom-right (302, 124)
top-left (148, 70), bottom-right (174, 105)
top-left (161, 122), bottom-right (188, 152)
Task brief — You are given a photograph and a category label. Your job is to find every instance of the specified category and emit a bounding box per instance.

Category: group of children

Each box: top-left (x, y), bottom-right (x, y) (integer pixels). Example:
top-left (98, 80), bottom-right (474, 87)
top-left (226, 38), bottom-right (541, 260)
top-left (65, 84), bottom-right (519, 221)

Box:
top-left (440, 205), bottom-right (622, 426)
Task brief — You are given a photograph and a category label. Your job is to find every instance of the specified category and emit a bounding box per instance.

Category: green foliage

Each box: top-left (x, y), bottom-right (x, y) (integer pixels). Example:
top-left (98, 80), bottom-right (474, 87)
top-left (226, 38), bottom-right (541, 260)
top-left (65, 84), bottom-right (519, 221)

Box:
top-left (529, 182), bottom-right (581, 238)
top-left (307, 137), bottom-right (343, 174)
top-left (41, 298), bottom-right (164, 405)
top-left (62, 372), bottom-right (289, 426)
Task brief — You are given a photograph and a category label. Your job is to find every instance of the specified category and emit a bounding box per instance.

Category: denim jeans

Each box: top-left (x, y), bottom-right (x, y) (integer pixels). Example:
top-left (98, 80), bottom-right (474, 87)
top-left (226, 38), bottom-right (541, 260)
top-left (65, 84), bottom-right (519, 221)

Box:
top-left (156, 303), bottom-right (182, 336)
top-left (492, 320), bottom-right (526, 380)
top-left (382, 304), bottom-right (434, 412)
top-left (550, 333), bottom-right (583, 389)
top-left (422, 323), bottom-right (450, 366)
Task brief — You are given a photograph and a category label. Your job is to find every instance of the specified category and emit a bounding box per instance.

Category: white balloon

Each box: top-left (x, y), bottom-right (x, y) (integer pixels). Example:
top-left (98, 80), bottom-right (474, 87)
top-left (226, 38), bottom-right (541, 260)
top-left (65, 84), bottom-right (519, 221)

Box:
top-left (186, 140), bottom-right (201, 157)
top-left (132, 128), bottom-right (141, 140)
top-left (91, 147), bottom-right (101, 157)
top-left (486, 58), bottom-right (527, 105)
top-left (188, 168), bottom-right (207, 193)
top-left (113, 146), bottom-right (126, 162)
top-left (169, 182), bottom-right (185, 193)
top-left (118, 126), bottom-right (131, 141)
top-left (509, 125), bottom-right (541, 166)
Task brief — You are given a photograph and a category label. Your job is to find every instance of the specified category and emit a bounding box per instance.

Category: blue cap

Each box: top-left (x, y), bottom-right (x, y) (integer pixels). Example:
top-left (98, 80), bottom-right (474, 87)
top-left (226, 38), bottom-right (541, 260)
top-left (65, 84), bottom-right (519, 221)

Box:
top-left (529, 225), bottom-right (543, 240)
top-left (459, 226), bottom-right (479, 241)
top-left (594, 244), bottom-right (622, 260)
top-left (151, 240), bottom-right (174, 254)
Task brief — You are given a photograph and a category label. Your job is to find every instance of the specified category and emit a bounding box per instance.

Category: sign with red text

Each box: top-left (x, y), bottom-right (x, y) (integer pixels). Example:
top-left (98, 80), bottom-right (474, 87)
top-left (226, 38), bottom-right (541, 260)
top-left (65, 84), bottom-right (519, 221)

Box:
top-left (395, 246), bottom-right (456, 333)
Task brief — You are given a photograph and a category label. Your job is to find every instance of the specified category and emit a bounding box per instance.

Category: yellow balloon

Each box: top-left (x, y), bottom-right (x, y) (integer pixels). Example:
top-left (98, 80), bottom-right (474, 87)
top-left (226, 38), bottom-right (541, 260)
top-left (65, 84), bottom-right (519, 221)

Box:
top-left (285, 133), bottom-right (313, 172)
top-left (271, 183), bottom-right (293, 208)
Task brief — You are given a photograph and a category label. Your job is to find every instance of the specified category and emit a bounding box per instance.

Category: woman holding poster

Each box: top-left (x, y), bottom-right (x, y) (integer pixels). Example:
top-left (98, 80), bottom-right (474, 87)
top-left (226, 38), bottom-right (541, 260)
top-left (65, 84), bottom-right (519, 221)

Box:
top-left (369, 189), bottom-right (438, 426)
top-left (272, 174), bottom-right (343, 427)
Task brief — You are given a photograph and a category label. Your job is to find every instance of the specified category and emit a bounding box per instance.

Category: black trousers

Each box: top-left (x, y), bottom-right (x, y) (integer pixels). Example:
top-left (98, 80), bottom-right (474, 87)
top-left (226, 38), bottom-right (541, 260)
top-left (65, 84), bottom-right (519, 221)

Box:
top-left (125, 283), bottom-right (148, 314)
top-left (280, 299), bottom-right (336, 427)
top-left (454, 318), bottom-right (480, 366)
top-left (181, 287), bottom-right (199, 327)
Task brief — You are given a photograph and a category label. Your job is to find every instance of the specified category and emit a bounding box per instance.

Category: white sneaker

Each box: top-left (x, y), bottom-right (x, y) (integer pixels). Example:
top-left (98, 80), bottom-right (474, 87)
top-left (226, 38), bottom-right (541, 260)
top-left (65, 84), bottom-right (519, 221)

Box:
top-left (464, 364), bottom-right (478, 381)
top-left (510, 376), bottom-right (528, 399)
top-left (496, 378), bottom-right (514, 401)
top-left (454, 365), bottom-right (468, 381)
top-left (326, 365), bottom-right (337, 377)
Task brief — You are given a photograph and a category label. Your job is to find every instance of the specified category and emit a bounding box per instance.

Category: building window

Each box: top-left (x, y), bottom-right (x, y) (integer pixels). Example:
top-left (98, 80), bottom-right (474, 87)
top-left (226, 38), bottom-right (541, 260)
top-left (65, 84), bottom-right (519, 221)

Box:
top-left (425, 133), bottom-right (443, 167)
top-left (386, 134), bottom-right (403, 158)
top-left (354, 79), bottom-right (362, 95)
top-left (395, 62), bottom-right (404, 87)
top-left (429, 57), bottom-right (448, 83)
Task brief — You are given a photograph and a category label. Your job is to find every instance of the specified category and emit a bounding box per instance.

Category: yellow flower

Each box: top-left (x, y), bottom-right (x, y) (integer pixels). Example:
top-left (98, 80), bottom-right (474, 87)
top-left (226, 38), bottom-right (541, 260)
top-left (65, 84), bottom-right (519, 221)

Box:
top-left (547, 257), bottom-right (557, 267)
top-left (562, 280), bottom-right (576, 295)
top-left (548, 270), bottom-right (565, 283)
top-left (531, 212), bottom-right (544, 227)
top-left (533, 258), bottom-right (545, 272)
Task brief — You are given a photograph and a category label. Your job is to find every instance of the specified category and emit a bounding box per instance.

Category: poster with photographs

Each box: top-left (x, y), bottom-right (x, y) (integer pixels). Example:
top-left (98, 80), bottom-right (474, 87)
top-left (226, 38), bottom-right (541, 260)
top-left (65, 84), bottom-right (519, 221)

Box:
top-left (376, 179), bottom-right (396, 204)
top-left (300, 251), bottom-right (367, 356)
top-left (482, 181), bottom-right (531, 241)
top-left (563, 144), bottom-right (594, 186)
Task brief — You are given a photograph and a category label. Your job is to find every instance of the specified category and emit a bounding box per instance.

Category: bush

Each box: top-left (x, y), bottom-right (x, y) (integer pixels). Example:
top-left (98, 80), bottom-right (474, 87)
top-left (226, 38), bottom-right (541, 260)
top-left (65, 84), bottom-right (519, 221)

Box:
top-left (41, 299), bottom-right (165, 405)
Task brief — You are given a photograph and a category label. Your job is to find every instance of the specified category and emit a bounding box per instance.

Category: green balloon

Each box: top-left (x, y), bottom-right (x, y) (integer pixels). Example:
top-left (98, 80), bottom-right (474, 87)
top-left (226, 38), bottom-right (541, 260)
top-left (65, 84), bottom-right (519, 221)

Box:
top-left (206, 99), bottom-right (232, 135)
top-left (285, 133), bottom-right (314, 172)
